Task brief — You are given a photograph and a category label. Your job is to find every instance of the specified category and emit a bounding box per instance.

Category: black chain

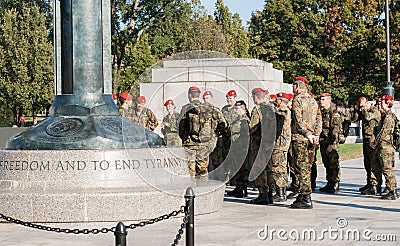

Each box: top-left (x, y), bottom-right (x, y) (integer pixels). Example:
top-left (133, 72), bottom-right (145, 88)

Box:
top-left (0, 205), bottom-right (186, 235)
top-left (126, 206), bottom-right (185, 230)
top-left (171, 206), bottom-right (189, 246)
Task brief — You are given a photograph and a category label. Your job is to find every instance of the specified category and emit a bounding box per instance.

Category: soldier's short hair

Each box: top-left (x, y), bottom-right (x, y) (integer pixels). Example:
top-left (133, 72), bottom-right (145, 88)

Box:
top-left (253, 91), bottom-right (265, 99)
top-left (189, 90), bottom-right (200, 98)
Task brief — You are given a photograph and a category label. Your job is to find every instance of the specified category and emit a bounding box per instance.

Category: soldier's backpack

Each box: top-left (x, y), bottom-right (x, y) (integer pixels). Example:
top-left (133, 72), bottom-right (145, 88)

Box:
top-left (186, 102), bottom-right (214, 143)
top-left (338, 111), bottom-right (351, 144)
top-left (392, 116), bottom-right (400, 150)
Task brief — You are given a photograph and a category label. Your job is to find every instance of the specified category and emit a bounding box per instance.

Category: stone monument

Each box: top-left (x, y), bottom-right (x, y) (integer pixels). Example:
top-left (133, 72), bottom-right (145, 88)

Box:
top-left (0, 0), bottom-right (224, 222)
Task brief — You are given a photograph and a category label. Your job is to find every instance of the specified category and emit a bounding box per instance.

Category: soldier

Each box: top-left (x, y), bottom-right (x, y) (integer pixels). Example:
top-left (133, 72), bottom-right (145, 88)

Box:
top-left (249, 87), bottom-right (274, 205)
top-left (318, 93), bottom-right (342, 193)
top-left (370, 94), bottom-right (398, 200)
top-left (352, 96), bottom-right (382, 195)
top-left (131, 96), bottom-right (158, 131)
top-left (271, 92), bottom-right (291, 202)
top-left (179, 86), bottom-right (217, 178)
top-left (221, 90), bottom-right (238, 177)
top-left (161, 99), bottom-right (182, 147)
top-left (202, 91), bottom-right (227, 170)
top-left (118, 92), bottom-right (133, 117)
top-left (290, 76), bottom-right (322, 209)
top-left (226, 100), bottom-right (250, 198)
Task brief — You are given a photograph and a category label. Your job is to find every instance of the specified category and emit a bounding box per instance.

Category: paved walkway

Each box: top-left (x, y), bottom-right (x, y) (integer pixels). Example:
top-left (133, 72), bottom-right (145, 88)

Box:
top-left (1, 156), bottom-right (399, 245)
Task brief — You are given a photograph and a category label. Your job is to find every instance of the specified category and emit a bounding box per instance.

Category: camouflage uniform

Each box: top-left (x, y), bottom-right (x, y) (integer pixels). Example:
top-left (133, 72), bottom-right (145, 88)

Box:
top-left (319, 104), bottom-right (341, 183)
top-left (230, 114), bottom-right (250, 187)
top-left (352, 105), bottom-right (381, 187)
top-left (372, 110), bottom-right (398, 191)
top-left (161, 111), bottom-right (182, 147)
top-left (291, 92), bottom-right (322, 196)
top-left (207, 103), bottom-right (227, 169)
top-left (250, 103), bottom-right (275, 194)
top-left (131, 107), bottom-right (158, 131)
top-left (270, 104), bottom-right (291, 189)
top-left (179, 100), bottom-right (217, 178)
top-left (221, 105), bottom-right (237, 165)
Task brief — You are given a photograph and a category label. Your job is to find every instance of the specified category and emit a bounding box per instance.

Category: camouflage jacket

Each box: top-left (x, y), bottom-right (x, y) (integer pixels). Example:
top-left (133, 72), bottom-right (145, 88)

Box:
top-left (274, 105), bottom-right (291, 151)
top-left (222, 105), bottom-right (237, 127)
top-left (291, 91), bottom-right (322, 142)
top-left (352, 104), bottom-right (381, 141)
top-left (374, 109), bottom-right (396, 148)
top-left (320, 104), bottom-right (342, 146)
top-left (204, 102), bottom-right (227, 136)
top-left (161, 111), bottom-right (180, 135)
top-left (179, 100), bottom-right (217, 145)
top-left (131, 107), bottom-right (158, 131)
top-left (230, 114), bottom-right (250, 143)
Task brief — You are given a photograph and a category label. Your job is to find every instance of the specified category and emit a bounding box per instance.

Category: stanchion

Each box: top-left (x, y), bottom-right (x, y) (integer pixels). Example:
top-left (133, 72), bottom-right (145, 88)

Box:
top-left (115, 222), bottom-right (127, 246)
top-left (185, 187), bottom-right (195, 246)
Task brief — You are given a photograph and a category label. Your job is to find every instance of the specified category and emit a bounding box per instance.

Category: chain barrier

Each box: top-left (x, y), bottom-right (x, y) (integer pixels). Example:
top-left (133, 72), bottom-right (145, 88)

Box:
top-left (0, 205), bottom-right (185, 235)
top-left (171, 206), bottom-right (189, 246)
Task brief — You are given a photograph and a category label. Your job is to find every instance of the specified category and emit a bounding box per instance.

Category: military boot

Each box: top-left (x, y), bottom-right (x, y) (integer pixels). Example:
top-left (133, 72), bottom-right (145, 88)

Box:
top-left (290, 194), bottom-right (313, 209)
top-left (273, 187), bottom-right (287, 202)
top-left (381, 190), bottom-right (399, 200)
top-left (326, 182), bottom-right (340, 194)
top-left (243, 185), bottom-right (248, 197)
top-left (268, 191), bottom-right (274, 204)
top-left (381, 187), bottom-right (389, 196)
top-left (226, 186), bottom-right (242, 197)
top-left (319, 182), bottom-right (332, 192)
top-left (359, 183), bottom-right (370, 192)
top-left (287, 187), bottom-right (298, 199)
top-left (250, 193), bottom-right (271, 205)
top-left (361, 185), bottom-right (378, 195)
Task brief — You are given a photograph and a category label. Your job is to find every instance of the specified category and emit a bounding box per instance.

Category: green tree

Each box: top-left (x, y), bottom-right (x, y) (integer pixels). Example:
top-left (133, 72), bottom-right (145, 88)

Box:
top-left (0, 4), bottom-right (53, 125)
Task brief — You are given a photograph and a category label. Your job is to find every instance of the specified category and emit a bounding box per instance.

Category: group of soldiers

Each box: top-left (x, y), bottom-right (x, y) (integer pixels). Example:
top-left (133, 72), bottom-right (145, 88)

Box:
top-left (116, 75), bottom-right (399, 210)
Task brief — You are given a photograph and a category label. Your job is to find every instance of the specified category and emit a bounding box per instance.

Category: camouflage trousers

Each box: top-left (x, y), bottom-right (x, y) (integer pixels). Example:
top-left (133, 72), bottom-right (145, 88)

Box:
top-left (363, 139), bottom-right (380, 185)
top-left (164, 133), bottom-right (182, 147)
top-left (254, 155), bottom-right (273, 194)
top-left (292, 140), bottom-right (316, 195)
top-left (320, 140), bottom-right (340, 182)
top-left (270, 150), bottom-right (288, 188)
top-left (210, 136), bottom-right (230, 169)
top-left (372, 145), bottom-right (397, 190)
top-left (185, 143), bottom-right (213, 178)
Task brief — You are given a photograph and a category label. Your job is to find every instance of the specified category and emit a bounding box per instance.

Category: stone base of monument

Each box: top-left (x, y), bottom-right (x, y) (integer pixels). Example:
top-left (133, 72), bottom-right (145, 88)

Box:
top-left (0, 148), bottom-right (225, 222)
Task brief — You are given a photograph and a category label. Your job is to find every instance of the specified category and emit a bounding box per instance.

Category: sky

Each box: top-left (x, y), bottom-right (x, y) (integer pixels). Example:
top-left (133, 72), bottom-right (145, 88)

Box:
top-left (201, 0), bottom-right (265, 26)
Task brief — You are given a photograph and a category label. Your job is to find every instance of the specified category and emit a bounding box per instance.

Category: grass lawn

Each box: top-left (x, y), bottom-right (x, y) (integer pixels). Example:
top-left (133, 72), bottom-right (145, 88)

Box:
top-left (316, 143), bottom-right (363, 164)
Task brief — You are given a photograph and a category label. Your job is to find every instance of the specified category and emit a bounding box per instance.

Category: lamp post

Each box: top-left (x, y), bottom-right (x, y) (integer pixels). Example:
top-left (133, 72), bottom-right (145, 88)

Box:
top-left (382, 0), bottom-right (394, 96)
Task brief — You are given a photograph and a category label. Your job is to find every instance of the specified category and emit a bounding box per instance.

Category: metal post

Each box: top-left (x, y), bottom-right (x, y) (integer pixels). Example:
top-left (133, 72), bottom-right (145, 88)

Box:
top-left (185, 187), bottom-right (195, 246)
top-left (383, 0), bottom-right (394, 96)
top-left (115, 222), bottom-right (127, 246)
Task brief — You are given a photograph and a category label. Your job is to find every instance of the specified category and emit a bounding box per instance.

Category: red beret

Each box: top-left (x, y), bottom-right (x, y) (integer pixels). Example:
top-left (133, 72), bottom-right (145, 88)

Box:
top-left (287, 93), bottom-right (294, 100)
top-left (264, 89), bottom-right (269, 95)
top-left (120, 92), bottom-right (133, 100)
top-left (226, 90), bottom-right (237, 97)
top-left (270, 94), bottom-right (277, 99)
top-left (137, 96), bottom-right (146, 103)
top-left (112, 94), bottom-right (117, 100)
top-left (189, 86), bottom-right (201, 92)
top-left (282, 93), bottom-right (291, 100)
top-left (307, 91), bottom-right (312, 95)
top-left (252, 87), bottom-right (264, 94)
top-left (320, 93), bottom-right (331, 97)
top-left (294, 76), bottom-right (309, 85)
top-left (203, 91), bottom-right (212, 98)
top-left (164, 99), bottom-right (174, 106)
top-left (382, 94), bottom-right (394, 100)
top-left (357, 96), bottom-right (366, 107)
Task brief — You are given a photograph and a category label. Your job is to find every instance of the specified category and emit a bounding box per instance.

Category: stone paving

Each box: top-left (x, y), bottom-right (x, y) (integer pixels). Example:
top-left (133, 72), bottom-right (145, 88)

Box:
top-left (0, 156), bottom-right (399, 245)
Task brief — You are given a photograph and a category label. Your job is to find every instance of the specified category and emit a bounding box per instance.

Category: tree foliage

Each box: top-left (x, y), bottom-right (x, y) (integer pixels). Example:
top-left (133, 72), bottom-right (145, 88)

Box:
top-left (249, 0), bottom-right (400, 104)
top-left (0, 4), bottom-right (53, 125)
